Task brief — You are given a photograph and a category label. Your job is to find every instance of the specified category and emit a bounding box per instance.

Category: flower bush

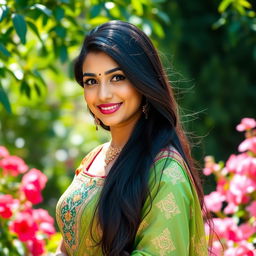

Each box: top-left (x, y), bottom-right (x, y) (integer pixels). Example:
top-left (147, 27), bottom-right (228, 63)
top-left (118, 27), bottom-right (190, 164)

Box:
top-left (0, 146), bottom-right (56, 256)
top-left (204, 118), bottom-right (256, 255)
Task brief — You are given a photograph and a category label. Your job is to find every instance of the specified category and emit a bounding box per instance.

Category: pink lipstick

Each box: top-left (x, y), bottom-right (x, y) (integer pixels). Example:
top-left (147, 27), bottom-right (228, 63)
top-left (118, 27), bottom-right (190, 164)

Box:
top-left (97, 103), bottom-right (122, 114)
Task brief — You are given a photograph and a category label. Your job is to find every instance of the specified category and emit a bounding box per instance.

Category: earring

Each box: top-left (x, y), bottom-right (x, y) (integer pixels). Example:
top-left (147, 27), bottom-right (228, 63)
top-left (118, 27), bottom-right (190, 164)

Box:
top-left (142, 101), bottom-right (149, 119)
top-left (94, 116), bottom-right (100, 130)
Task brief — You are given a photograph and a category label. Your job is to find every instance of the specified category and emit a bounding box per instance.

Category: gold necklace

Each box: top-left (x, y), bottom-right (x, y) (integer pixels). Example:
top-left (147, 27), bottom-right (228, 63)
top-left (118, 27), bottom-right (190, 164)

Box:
top-left (104, 145), bottom-right (122, 166)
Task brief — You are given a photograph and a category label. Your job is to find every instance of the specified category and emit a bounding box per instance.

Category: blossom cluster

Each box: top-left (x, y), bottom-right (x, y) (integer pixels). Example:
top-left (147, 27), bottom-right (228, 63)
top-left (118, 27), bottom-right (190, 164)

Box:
top-left (0, 146), bottom-right (55, 256)
top-left (204, 118), bottom-right (256, 255)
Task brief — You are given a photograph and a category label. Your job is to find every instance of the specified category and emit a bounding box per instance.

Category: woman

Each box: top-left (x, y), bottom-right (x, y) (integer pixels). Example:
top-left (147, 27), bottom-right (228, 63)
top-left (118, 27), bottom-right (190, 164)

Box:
top-left (56, 20), bottom-right (210, 256)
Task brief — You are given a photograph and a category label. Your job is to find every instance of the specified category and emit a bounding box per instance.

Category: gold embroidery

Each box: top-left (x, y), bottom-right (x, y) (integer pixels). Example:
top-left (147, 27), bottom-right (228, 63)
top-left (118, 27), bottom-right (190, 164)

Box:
top-left (85, 238), bottom-right (94, 247)
top-left (191, 235), bottom-right (207, 256)
top-left (164, 161), bottom-right (186, 184)
top-left (137, 220), bottom-right (148, 234)
top-left (152, 228), bottom-right (175, 255)
top-left (64, 210), bottom-right (72, 222)
top-left (190, 206), bottom-right (194, 220)
top-left (156, 193), bottom-right (180, 219)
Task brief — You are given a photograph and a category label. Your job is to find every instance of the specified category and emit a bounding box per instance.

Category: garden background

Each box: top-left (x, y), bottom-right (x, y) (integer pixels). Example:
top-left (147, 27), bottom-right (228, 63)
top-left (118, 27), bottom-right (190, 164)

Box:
top-left (0, 0), bottom-right (255, 254)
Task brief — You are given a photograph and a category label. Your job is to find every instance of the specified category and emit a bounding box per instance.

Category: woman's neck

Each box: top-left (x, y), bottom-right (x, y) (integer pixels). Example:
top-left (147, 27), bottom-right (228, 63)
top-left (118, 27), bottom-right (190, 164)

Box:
top-left (109, 115), bottom-right (141, 148)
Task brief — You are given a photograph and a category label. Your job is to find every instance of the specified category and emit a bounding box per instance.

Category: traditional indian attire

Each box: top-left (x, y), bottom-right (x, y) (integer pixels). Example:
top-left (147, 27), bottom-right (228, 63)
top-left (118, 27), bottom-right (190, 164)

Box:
top-left (56, 144), bottom-right (208, 256)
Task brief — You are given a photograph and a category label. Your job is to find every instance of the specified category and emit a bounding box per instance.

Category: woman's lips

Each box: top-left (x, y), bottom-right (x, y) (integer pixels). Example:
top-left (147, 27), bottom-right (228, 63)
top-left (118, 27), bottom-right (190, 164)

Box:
top-left (97, 103), bottom-right (122, 114)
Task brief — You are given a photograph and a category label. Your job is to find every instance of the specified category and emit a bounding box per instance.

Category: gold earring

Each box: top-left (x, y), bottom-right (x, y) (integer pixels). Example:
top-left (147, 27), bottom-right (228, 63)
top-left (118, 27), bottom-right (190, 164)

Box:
top-left (142, 102), bottom-right (149, 119)
top-left (94, 116), bottom-right (100, 130)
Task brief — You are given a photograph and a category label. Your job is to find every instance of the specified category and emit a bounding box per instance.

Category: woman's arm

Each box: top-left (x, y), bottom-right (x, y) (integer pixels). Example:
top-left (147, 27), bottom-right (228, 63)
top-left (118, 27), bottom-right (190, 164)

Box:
top-left (55, 238), bottom-right (68, 256)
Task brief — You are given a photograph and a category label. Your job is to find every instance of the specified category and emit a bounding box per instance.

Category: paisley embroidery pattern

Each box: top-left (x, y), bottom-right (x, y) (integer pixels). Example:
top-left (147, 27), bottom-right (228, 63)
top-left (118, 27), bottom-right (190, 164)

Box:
top-left (59, 177), bottom-right (98, 251)
top-left (164, 161), bottom-right (186, 184)
top-left (152, 228), bottom-right (176, 255)
top-left (156, 192), bottom-right (180, 219)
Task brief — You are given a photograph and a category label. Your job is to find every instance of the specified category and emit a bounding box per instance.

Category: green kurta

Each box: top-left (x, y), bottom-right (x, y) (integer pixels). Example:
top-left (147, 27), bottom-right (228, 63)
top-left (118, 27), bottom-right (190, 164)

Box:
top-left (56, 145), bottom-right (208, 256)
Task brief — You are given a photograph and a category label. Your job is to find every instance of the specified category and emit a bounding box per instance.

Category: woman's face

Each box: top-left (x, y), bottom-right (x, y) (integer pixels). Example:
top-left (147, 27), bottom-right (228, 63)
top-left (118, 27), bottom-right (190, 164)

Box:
top-left (82, 51), bottom-right (143, 129)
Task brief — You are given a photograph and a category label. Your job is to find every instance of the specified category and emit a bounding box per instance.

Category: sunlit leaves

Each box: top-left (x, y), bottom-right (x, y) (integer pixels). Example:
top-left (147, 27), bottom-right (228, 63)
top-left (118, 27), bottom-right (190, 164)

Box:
top-left (0, 0), bottom-right (171, 113)
top-left (0, 85), bottom-right (11, 113)
top-left (32, 4), bottom-right (52, 17)
top-left (0, 43), bottom-right (11, 57)
top-left (0, 5), bottom-right (9, 22)
top-left (218, 0), bottom-right (254, 15)
top-left (12, 14), bottom-right (27, 44)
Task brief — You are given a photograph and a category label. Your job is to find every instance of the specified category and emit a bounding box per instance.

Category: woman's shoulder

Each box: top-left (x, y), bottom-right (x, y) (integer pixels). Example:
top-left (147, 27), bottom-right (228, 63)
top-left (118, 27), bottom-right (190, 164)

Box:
top-left (153, 145), bottom-right (188, 172)
top-left (74, 142), bottom-right (108, 176)
top-left (150, 145), bottom-right (193, 189)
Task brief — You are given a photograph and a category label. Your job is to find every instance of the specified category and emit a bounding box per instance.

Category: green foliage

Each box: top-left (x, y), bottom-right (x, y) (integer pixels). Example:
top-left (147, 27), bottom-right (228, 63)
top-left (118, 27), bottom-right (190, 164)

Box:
top-left (0, 0), bottom-right (169, 113)
top-left (0, 0), bottom-right (255, 247)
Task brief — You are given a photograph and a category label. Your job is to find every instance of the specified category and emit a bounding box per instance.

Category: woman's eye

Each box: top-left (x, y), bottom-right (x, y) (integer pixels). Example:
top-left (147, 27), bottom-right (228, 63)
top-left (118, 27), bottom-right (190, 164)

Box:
top-left (112, 74), bottom-right (126, 82)
top-left (84, 78), bottom-right (97, 86)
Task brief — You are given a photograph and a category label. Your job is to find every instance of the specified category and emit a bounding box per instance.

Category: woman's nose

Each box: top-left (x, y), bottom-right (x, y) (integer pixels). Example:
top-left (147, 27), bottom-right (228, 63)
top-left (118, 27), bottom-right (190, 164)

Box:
top-left (98, 81), bottom-right (112, 101)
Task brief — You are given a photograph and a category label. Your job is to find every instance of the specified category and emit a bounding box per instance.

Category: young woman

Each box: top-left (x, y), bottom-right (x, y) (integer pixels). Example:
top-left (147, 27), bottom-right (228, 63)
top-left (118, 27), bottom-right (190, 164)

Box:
top-left (55, 20), bottom-right (210, 256)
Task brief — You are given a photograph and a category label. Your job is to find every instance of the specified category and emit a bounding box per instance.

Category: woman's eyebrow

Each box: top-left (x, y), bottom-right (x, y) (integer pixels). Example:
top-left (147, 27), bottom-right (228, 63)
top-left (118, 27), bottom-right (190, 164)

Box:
top-left (83, 67), bottom-right (122, 77)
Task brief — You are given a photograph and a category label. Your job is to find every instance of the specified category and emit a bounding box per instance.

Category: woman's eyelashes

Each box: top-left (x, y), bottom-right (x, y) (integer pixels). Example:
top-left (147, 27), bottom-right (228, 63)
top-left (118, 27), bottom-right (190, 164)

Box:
top-left (83, 74), bottom-right (126, 86)
top-left (111, 74), bottom-right (126, 82)
top-left (84, 78), bottom-right (97, 86)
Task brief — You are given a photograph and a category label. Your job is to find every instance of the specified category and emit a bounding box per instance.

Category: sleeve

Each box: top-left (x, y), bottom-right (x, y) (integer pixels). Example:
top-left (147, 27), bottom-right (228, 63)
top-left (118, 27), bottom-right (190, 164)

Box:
top-left (131, 156), bottom-right (194, 256)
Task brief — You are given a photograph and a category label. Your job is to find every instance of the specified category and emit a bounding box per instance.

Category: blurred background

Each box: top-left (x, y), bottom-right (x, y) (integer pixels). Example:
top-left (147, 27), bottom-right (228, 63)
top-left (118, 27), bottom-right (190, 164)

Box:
top-left (0, 0), bottom-right (255, 219)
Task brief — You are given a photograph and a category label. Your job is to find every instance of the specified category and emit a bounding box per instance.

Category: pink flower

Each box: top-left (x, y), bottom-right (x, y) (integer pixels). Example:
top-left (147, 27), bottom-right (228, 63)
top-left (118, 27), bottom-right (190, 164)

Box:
top-left (224, 202), bottom-right (238, 214)
top-left (236, 118), bottom-right (256, 132)
top-left (0, 194), bottom-right (17, 219)
top-left (227, 241), bottom-right (256, 256)
top-left (0, 146), bottom-right (9, 158)
top-left (212, 218), bottom-right (240, 242)
top-left (246, 201), bottom-right (256, 217)
top-left (236, 155), bottom-right (256, 178)
top-left (226, 174), bottom-right (254, 206)
top-left (205, 191), bottom-right (225, 212)
top-left (216, 177), bottom-right (228, 195)
top-left (26, 238), bottom-right (45, 256)
top-left (9, 210), bottom-right (38, 241)
top-left (209, 240), bottom-right (223, 256)
top-left (203, 156), bottom-right (221, 175)
top-left (226, 153), bottom-right (248, 174)
top-left (21, 169), bottom-right (47, 204)
top-left (238, 137), bottom-right (256, 154)
top-left (238, 223), bottom-right (256, 240)
top-left (22, 168), bottom-right (47, 190)
top-left (0, 155), bottom-right (28, 176)
top-left (22, 183), bottom-right (43, 204)
top-left (32, 209), bottom-right (55, 236)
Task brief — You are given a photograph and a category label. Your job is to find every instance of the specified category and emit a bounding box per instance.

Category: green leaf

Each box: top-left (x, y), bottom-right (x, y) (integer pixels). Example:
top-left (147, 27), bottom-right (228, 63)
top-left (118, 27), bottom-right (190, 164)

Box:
top-left (0, 43), bottom-right (11, 57)
top-left (27, 21), bottom-right (43, 43)
top-left (0, 5), bottom-right (9, 22)
top-left (0, 84), bottom-right (11, 113)
top-left (34, 83), bottom-right (41, 96)
top-left (156, 10), bottom-right (170, 24)
top-left (59, 45), bottom-right (68, 63)
top-left (12, 13), bottom-right (27, 44)
top-left (90, 4), bottom-right (103, 18)
top-left (54, 26), bottom-right (66, 38)
top-left (88, 16), bottom-right (110, 26)
top-left (54, 7), bottom-right (65, 21)
top-left (131, 0), bottom-right (144, 16)
top-left (218, 0), bottom-right (234, 13)
top-left (152, 20), bottom-right (164, 38)
top-left (31, 70), bottom-right (46, 87)
top-left (33, 4), bottom-right (52, 16)
top-left (20, 80), bottom-right (31, 98)
top-left (238, 0), bottom-right (252, 9)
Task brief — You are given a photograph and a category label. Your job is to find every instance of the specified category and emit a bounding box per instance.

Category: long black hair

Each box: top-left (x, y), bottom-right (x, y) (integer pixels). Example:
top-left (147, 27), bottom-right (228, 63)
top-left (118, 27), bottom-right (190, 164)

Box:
top-left (74, 20), bottom-right (209, 255)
